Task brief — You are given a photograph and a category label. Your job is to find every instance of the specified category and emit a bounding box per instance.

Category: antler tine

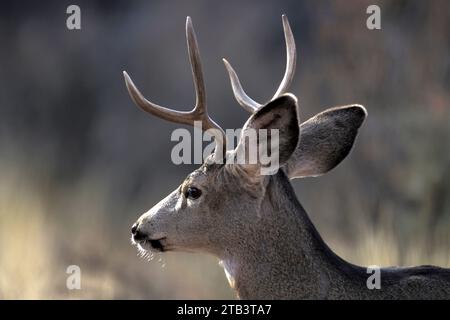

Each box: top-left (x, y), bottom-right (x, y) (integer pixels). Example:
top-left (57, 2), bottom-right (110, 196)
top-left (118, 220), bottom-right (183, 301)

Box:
top-left (186, 17), bottom-right (206, 117)
top-left (123, 17), bottom-right (226, 161)
top-left (272, 14), bottom-right (297, 99)
top-left (185, 17), bottom-right (224, 134)
top-left (223, 14), bottom-right (297, 113)
top-left (123, 71), bottom-right (195, 126)
top-left (186, 17), bottom-right (226, 159)
top-left (222, 58), bottom-right (262, 112)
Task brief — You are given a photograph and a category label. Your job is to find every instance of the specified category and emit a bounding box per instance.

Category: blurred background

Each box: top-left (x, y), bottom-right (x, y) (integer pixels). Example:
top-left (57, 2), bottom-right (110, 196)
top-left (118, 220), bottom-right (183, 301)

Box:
top-left (0, 0), bottom-right (449, 299)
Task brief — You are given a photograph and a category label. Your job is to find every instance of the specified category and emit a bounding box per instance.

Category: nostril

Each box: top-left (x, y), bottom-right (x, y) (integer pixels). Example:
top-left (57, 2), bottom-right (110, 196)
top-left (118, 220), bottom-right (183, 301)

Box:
top-left (131, 223), bottom-right (138, 235)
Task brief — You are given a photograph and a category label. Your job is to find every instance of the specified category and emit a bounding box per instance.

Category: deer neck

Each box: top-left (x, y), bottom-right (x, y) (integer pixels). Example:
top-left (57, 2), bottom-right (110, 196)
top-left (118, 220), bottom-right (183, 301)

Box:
top-left (220, 171), bottom-right (365, 299)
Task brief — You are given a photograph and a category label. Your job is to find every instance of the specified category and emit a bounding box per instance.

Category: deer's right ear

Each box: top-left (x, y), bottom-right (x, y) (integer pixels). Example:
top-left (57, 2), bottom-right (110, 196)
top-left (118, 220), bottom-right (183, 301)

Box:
top-left (283, 105), bottom-right (367, 179)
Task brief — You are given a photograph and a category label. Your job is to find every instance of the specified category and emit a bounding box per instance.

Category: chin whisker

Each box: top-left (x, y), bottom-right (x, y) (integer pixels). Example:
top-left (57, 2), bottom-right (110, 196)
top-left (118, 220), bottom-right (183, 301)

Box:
top-left (157, 253), bottom-right (166, 269)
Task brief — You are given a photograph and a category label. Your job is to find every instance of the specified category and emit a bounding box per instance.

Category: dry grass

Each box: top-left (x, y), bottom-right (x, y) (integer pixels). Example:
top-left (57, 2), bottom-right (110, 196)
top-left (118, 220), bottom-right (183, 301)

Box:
top-left (335, 226), bottom-right (450, 268)
top-left (0, 185), bottom-right (54, 299)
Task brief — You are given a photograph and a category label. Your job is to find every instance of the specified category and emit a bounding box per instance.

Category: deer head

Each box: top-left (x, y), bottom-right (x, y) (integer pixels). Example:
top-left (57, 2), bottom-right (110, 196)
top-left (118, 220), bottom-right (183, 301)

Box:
top-left (125, 15), bottom-right (366, 261)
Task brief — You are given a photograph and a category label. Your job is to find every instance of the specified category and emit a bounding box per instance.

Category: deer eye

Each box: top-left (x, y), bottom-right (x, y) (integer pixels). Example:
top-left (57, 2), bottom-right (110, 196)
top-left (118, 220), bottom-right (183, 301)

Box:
top-left (185, 186), bottom-right (202, 200)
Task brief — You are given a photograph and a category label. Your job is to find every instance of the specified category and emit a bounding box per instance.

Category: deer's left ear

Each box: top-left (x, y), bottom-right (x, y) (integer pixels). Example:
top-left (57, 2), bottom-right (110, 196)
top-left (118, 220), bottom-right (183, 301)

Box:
top-left (233, 93), bottom-right (300, 174)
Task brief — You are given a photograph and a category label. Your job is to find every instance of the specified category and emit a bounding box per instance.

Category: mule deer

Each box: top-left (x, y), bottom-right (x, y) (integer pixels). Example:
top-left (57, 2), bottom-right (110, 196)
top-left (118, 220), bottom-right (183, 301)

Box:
top-left (124, 16), bottom-right (450, 299)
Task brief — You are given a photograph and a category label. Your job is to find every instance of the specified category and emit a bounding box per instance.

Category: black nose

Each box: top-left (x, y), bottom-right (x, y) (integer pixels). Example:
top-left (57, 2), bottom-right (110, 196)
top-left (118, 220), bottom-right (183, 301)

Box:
top-left (131, 223), bottom-right (138, 235)
top-left (131, 223), bottom-right (147, 241)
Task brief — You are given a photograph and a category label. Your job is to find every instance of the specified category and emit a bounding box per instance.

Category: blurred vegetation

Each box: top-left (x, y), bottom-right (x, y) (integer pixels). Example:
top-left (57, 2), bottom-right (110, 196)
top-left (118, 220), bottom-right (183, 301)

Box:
top-left (0, 0), bottom-right (449, 298)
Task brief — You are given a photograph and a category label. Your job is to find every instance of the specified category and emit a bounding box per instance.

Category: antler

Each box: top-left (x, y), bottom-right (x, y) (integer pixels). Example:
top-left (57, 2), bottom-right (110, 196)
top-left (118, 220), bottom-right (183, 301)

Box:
top-left (123, 17), bottom-right (226, 162)
top-left (223, 14), bottom-right (297, 112)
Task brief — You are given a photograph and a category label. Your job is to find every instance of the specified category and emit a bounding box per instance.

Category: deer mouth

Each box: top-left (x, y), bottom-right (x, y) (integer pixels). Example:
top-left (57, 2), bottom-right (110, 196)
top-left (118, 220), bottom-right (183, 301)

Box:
top-left (136, 237), bottom-right (168, 252)
top-left (149, 238), bottom-right (166, 251)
